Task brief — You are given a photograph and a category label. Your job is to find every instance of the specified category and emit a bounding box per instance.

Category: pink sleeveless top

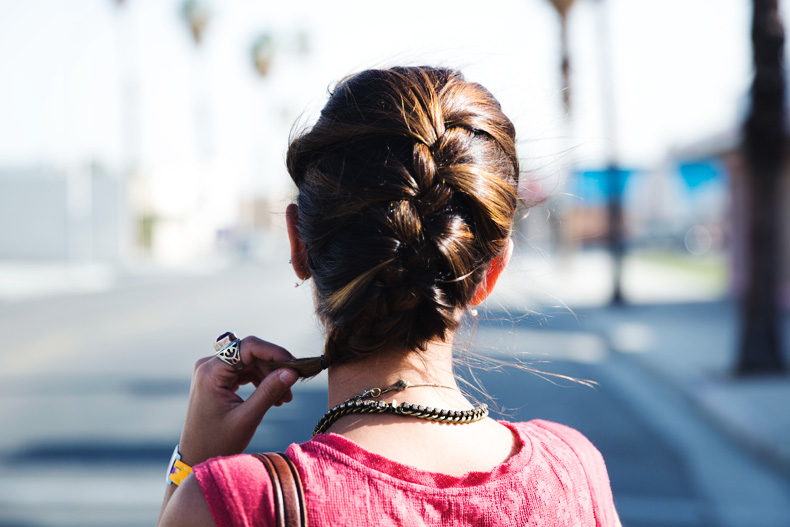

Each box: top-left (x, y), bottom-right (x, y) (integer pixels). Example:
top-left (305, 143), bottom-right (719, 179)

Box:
top-left (194, 420), bottom-right (617, 526)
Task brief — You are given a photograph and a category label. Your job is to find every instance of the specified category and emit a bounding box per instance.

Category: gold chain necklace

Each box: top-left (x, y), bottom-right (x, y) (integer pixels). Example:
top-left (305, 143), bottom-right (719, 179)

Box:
top-left (313, 379), bottom-right (488, 436)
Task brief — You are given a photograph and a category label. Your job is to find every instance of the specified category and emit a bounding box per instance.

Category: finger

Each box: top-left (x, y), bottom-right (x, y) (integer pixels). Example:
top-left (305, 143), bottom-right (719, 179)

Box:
top-left (236, 370), bottom-right (265, 388)
top-left (193, 356), bottom-right (213, 374)
top-left (240, 336), bottom-right (295, 365)
top-left (236, 368), bottom-right (298, 425)
top-left (199, 353), bottom-right (239, 378)
top-left (209, 336), bottom-right (293, 378)
top-left (271, 387), bottom-right (294, 407)
top-left (200, 336), bottom-right (294, 391)
top-left (195, 353), bottom-right (249, 394)
top-left (192, 355), bottom-right (232, 389)
top-left (278, 388), bottom-right (294, 404)
top-left (203, 336), bottom-right (255, 377)
top-left (230, 370), bottom-right (267, 394)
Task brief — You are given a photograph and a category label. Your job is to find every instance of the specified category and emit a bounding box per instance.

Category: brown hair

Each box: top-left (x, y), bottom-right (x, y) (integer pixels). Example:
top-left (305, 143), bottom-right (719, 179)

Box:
top-left (281, 66), bottom-right (519, 378)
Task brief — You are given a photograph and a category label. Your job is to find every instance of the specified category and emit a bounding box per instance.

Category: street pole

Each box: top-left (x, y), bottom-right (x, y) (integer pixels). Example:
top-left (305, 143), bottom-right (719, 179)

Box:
top-left (737, 0), bottom-right (787, 374)
top-left (596, 0), bottom-right (624, 305)
top-left (607, 166), bottom-right (624, 304)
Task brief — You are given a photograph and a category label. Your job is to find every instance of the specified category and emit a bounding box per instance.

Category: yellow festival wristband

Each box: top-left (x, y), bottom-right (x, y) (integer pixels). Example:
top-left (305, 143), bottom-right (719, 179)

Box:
top-left (167, 445), bottom-right (193, 486)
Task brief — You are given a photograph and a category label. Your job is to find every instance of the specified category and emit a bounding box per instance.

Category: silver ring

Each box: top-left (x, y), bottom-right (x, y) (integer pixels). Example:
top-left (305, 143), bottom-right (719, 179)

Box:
top-left (214, 331), bottom-right (244, 370)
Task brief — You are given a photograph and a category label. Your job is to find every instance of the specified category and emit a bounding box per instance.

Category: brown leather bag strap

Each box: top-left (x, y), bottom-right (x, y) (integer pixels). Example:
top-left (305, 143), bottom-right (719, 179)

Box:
top-left (253, 452), bottom-right (308, 527)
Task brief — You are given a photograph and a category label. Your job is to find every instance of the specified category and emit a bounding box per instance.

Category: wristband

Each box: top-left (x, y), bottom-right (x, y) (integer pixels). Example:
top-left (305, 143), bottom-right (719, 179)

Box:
top-left (167, 444), bottom-right (193, 486)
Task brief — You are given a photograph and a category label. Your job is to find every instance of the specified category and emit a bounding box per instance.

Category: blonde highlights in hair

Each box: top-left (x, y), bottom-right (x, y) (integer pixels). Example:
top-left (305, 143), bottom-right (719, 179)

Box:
top-left (277, 67), bottom-right (519, 378)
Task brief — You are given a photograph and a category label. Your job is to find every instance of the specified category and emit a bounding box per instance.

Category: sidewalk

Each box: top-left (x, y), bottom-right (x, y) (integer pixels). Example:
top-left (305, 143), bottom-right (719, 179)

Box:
top-left (491, 248), bottom-right (790, 473)
top-left (0, 253), bottom-right (246, 303)
top-left (0, 261), bottom-right (116, 302)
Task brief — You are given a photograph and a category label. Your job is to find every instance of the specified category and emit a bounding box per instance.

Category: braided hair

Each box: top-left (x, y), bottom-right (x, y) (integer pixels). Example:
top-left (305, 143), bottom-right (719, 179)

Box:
top-left (283, 67), bottom-right (519, 377)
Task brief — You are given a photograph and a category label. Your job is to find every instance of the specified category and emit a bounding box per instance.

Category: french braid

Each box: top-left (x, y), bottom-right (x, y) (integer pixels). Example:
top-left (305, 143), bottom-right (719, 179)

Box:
top-left (280, 67), bottom-right (519, 377)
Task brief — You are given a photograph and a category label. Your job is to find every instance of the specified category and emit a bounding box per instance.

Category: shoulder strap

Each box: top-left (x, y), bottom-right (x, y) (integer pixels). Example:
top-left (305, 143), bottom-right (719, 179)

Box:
top-left (253, 452), bottom-right (308, 527)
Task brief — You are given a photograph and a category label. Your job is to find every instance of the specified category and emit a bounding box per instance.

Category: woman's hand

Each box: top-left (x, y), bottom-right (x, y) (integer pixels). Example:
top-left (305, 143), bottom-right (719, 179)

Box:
top-left (177, 336), bottom-right (299, 467)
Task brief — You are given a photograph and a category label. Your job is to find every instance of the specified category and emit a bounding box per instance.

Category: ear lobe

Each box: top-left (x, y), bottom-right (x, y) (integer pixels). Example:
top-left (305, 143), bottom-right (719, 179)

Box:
top-left (471, 238), bottom-right (513, 306)
top-left (286, 204), bottom-right (311, 280)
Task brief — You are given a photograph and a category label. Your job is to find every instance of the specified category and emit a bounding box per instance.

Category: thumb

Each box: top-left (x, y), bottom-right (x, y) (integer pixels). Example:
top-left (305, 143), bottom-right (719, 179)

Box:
top-left (239, 368), bottom-right (299, 424)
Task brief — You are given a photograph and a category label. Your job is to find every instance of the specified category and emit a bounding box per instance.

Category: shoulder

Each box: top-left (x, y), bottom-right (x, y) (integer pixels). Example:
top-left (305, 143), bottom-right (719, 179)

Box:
top-left (190, 454), bottom-right (276, 527)
top-left (514, 419), bottom-right (607, 475)
top-left (508, 419), bottom-right (600, 458)
top-left (160, 455), bottom-right (270, 527)
top-left (194, 453), bottom-right (272, 486)
top-left (513, 419), bottom-right (618, 527)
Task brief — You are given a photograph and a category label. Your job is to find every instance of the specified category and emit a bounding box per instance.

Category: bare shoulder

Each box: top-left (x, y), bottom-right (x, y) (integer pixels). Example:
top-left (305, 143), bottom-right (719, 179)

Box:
top-left (158, 476), bottom-right (215, 527)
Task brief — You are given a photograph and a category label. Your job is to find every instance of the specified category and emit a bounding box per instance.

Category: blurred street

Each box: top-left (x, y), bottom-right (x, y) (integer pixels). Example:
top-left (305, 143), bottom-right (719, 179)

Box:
top-left (1, 248), bottom-right (789, 527)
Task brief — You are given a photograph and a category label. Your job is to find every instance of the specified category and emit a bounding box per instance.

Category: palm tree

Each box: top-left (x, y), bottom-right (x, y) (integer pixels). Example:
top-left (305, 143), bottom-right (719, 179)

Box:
top-left (181, 0), bottom-right (212, 46)
top-left (737, 0), bottom-right (787, 374)
top-left (546, 0), bottom-right (577, 114)
top-left (251, 33), bottom-right (276, 79)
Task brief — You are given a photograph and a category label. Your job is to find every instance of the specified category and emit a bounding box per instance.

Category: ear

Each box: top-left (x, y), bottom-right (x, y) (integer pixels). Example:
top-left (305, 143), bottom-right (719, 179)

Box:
top-left (471, 238), bottom-right (513, 306)
top-left (286, 204), bottom-right (311, 280)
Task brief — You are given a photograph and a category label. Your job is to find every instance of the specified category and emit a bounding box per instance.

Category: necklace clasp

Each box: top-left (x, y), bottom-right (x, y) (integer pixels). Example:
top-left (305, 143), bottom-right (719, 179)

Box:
top-left (358, 387), bottom-right (382, 399)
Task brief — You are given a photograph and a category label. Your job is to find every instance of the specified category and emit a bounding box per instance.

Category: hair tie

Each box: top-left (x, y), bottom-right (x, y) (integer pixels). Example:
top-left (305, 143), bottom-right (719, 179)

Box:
top-left (320, 355), bottom-right (331, 370)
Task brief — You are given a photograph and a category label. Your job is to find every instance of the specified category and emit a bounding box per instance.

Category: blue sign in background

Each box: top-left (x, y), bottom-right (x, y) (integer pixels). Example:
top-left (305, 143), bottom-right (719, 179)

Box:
top-left (677, 159), bottom-right (726, 190)
top-left (574, 168), bottom-right (635, 205)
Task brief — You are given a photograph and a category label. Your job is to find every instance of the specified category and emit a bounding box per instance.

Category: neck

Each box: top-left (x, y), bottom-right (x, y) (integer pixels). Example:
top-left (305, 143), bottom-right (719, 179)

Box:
top-left (326, 338), bottom-right (467, 409)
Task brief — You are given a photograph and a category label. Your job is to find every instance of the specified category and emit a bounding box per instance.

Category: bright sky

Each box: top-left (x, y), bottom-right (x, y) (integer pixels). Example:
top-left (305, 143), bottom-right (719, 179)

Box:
top-left (0, 0), bottom-right (765, 198)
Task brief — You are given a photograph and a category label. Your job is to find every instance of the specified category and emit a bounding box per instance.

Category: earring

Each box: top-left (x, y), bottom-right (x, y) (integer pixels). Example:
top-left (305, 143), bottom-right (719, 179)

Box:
top-left (469, 307), bottom-right (478, 317)
top-left (294, 278), bottom-right (306, 288)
